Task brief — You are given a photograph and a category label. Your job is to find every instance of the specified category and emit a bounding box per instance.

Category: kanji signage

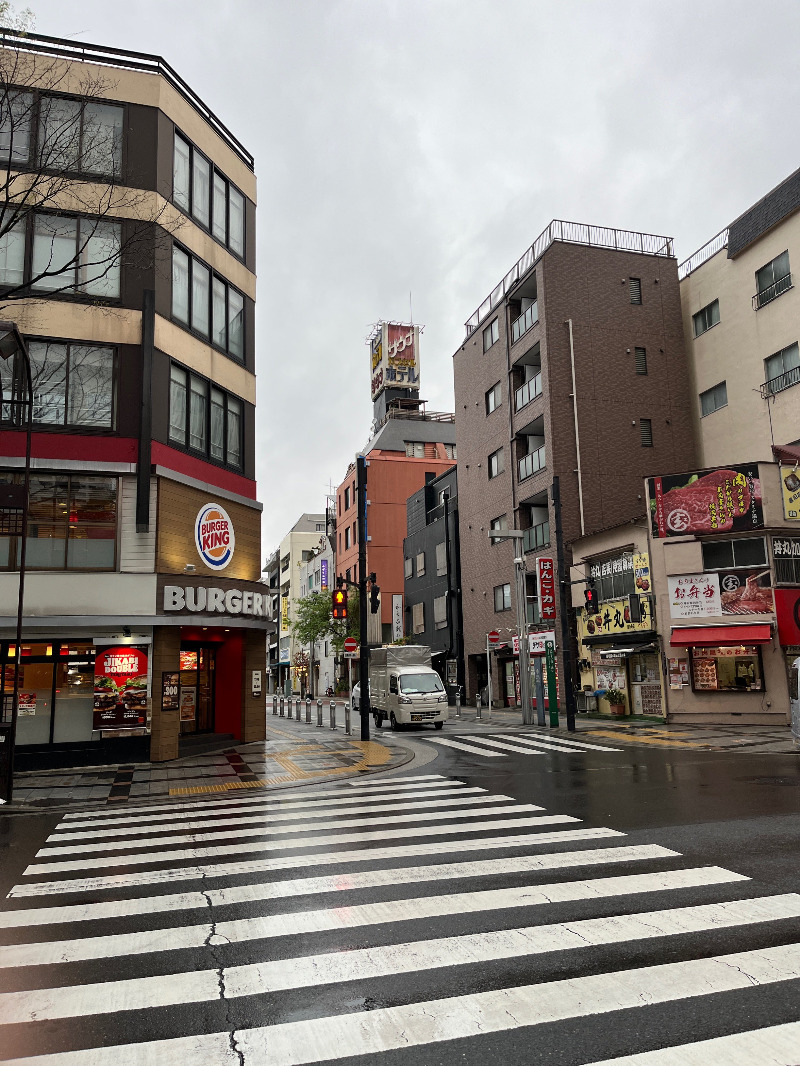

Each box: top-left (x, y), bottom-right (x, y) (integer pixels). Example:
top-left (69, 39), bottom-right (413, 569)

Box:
top-left (93, 646), bottom-right (149, 730)
top-left (577, 597), bottom-right (652, 640)
top-left (649, 465), bottom-right (763, 538)
top-left (773, 537), bottom-right (800, 560)
top-left (369, 322), bottom-right (421, 401)
top-left (668, 574), bottom-right (721, 618)
top-left (780, 464), bottom-right (800, 521)
top-left (537, 556), bottom-right (556, 620)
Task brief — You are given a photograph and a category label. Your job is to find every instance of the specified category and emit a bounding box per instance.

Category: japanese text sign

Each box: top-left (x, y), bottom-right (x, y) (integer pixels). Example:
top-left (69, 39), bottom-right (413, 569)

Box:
top-left (537, 556), bottom-right (556, 620)
top-left (649, 465), bottom-right (763, 538)
top-left (668, 574), bottom-right (721, 618)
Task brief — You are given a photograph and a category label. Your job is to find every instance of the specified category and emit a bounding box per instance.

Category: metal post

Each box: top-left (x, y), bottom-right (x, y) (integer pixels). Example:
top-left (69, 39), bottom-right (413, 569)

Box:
top-left (329, 700), bottom-right (336, 729)
top-left (515, 556), bottom-right (532, 725)
top-left (476, 692), bottom-right (482, 720)
top-left (485, 632), bottom-right (493, 717)
top-left (552, 476), bottom-right (577, 731)
top-left (272, 695), bottom-right (278, 715)
top-left (356, 455), bottom-right (370, 741)
top-left (455, 688), bottom-right (461, 718)
top-left (316, 699), bottom-right (323, 727)
top-left (345, 702), bottom-right (351, 735)
top-left (279, 696), bottom-right (285, 717)
top-left (295, 698), bottom-right (301, 721)
top-left (305, 697), bottom-right (311, 724)
top-left (533, 656), bottom-right (546, 727)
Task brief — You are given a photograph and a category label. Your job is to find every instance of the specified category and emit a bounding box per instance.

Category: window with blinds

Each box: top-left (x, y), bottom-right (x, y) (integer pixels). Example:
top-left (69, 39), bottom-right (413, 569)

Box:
top-left (640, 418), bottom-right (653, 447)
top-left (629, 277), bottom-right (642, 304)
top-left (635, 347), bottom-right (648, 374)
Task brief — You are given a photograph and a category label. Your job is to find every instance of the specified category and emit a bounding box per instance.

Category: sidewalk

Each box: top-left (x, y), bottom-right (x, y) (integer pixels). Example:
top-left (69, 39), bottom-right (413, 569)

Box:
top-left (7, 709), bottom-right (413, 811)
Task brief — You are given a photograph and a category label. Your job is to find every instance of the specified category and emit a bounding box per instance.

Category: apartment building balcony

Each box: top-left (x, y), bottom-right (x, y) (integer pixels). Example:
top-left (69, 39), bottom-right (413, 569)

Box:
top-left (518, 447), bottom-right (546, 482)
top-left (511, 300), bottom-right (539, 344)
top-left (761, 364), bottom-right (800, 398)
top-left (753, 272), bottom-right (792, 310)
top-left (515, 372), bottom-right (542, 411)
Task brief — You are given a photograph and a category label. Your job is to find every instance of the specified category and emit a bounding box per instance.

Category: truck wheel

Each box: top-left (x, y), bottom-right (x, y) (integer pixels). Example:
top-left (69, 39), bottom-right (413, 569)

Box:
top-left (390, 712), bottom-right (401, 732)
top-left (434, 721), bottom-right (444, 730)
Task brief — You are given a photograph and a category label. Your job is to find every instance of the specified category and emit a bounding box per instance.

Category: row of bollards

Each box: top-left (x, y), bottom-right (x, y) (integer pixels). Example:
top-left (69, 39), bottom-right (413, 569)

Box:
top-left (271, 694), bottom-right (350, 734)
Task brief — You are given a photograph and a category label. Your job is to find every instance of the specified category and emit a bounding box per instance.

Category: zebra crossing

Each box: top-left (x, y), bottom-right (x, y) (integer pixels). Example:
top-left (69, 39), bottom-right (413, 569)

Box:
top-left (424, 730), bottom-right (624, 758)
top-left (1, 771), bottom-right (799, 1064)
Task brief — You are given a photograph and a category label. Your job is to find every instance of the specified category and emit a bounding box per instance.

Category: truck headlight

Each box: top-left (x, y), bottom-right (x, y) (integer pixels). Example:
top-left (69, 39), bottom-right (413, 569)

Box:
top-left (398, 695), bottom-right (412, 704)
top-left (437, 695), bottom-right (447, 702)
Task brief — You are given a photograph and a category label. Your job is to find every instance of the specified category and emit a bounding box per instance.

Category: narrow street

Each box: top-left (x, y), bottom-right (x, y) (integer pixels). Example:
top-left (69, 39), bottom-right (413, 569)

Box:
top-left (2, 731), bottom-right (800, 1064)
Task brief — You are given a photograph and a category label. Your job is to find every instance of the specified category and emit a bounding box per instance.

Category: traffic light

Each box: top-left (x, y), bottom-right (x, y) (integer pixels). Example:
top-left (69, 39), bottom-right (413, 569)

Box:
top-left (332, 587), bottom-right (348, 619)
top-left (584, 585), bottom-right (599, 612)
top-left (370, 583), bottom-right (380, 614)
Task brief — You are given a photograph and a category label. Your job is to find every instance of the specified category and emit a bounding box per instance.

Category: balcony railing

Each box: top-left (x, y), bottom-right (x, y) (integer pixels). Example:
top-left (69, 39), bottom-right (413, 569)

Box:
top-left (761, 364), bottom-right (800, 398)
top-left (753, 273), bottom-right (793, 310)
top-left (522, 522), bottom-right (550, 552)
top-left (518, 446), bottom-right (546, 482)
top-left (678, 228), bottom-right (729, 280)
top-left (515, 373), bottom-right (542, 411)
top-left (511, 301), bottom-right (538, 344)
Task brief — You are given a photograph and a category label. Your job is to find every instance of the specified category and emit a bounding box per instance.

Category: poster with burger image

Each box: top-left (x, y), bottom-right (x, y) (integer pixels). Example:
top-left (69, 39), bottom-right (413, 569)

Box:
top-left (648, 465), bottom-right (763, 539)
top-left (93, 646), bottom-right (150, 729)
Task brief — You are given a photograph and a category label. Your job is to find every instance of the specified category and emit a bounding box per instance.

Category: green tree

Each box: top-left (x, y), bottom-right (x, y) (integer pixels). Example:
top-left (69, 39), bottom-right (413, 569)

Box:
top-left (291, 588), bottom-right (360, 654)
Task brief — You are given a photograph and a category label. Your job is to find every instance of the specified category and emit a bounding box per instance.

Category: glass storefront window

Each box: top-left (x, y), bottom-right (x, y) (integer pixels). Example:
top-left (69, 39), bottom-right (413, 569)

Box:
top-left (53, 652), bottom-right (96, 742)
top-left (2, 642), bottom-right (97, 744)
top-left (690, 645), bottom-right (763, 692)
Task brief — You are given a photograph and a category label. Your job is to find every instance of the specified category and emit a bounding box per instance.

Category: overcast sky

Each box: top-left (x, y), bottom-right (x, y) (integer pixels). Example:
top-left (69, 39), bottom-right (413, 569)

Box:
top-left (25, 0), bottom-right (800, 554)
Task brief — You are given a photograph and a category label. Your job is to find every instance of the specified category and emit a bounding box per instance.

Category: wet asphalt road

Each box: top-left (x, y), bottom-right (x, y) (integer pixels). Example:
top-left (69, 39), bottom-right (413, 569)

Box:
top-left (0, 733), bottom-right (799, 1064)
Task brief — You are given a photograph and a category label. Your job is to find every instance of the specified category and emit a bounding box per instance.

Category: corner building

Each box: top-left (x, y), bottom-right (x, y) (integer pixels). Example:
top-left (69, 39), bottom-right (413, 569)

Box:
top-left (453, 222), bottom-right (697, 705)
top-left (0, 32), bottom-right (268, 767)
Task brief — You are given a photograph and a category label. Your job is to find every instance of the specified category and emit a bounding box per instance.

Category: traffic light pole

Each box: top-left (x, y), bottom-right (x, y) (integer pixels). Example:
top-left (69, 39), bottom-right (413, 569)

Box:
top-left (356, 455), bottom-right (370, 741)
top-left (552, 476), bottom-right (577, 732)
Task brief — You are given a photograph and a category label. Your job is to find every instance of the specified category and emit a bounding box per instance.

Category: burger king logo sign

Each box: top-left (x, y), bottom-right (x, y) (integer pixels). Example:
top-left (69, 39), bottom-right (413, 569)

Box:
top-left (195, 504), bottom-right (235, 570)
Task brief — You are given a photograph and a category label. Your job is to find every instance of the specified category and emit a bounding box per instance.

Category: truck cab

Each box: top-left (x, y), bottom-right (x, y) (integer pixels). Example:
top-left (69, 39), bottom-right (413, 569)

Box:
top-left (369, 645), bottom-right (449, 731)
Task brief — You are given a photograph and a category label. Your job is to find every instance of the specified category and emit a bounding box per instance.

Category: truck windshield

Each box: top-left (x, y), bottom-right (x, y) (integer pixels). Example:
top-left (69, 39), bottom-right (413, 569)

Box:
top-left (399, 673), bottom-right (444, 694)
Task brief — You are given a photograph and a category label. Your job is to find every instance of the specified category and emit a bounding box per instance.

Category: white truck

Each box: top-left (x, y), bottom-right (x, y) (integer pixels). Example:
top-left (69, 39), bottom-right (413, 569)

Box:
top-left (368, 645), bottom-right (448, 731)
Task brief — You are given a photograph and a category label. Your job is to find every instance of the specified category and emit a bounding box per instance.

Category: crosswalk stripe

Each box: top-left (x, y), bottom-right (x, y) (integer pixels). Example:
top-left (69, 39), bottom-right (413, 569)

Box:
top-left (6, 940), bottom-right (799, 1066)
top-left (444, 736), bottom-right (549, 756)
top-left (421, 736), bottom-right (509, 756)
top-left (36, 804), bottom-right (548, 859)
top-left (47, 793), bottom-right (516, 844)
top-left (0, 844), bottom-right (679, 929)
top-left (0, 867), bottom-right (742, 970)
top-left (25, 813), bottom-right (582, 875)
top-left (58, 784), bottom-right (485, 833)
top-left (1, 896), bottom-right (796, 1025)
top-left (10, 827), bottom-right (625, 897)
top-left (491, 733), bottom-right (623, 753)
top-left (583, 1022), bottom-right (800, 1065)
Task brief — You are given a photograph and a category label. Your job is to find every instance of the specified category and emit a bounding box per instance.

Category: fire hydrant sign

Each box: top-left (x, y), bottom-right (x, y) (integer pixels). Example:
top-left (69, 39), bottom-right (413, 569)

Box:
top-left (668, 574), bottom-right (721, 618)
top-left (93, 646), bottom-right (149, 729)
top-left (537, 557), bottom-right (557, 620)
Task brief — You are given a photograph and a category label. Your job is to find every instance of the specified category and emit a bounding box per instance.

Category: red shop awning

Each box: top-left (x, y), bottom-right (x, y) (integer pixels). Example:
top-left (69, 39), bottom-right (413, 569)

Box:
top-left (670, 624), bottom-right (772, 647)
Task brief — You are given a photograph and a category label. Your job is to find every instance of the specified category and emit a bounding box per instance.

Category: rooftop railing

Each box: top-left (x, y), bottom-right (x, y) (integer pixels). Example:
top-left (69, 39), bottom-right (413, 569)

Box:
top-left (678, 228), bottom-right (729, 280)
top-left (465, 220), bottom-right (674, 335)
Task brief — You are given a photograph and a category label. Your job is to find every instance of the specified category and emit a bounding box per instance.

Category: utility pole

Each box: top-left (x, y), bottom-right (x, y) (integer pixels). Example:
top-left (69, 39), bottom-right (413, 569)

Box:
top-left (551, 475), bottom-right (577, 731)
top-left (356, 455), bottom-right (371, 741)
top-left (489, 529), bottom-right (532, 725)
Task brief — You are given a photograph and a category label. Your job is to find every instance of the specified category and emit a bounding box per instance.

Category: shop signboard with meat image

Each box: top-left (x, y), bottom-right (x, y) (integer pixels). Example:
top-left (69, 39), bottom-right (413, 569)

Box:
top-left (649, 466), bottom-right (763, 539)
top-left (718, 570), bottom-right (774, 615)
top-left (93, 646), bottom-right (149, 730)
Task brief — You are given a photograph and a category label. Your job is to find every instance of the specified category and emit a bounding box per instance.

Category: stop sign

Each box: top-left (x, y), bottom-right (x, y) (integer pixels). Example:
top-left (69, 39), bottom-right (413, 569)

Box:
top-left (488, 630), bottom-right (500, 644)
top-left (343, 636), bottom-right (358, 653)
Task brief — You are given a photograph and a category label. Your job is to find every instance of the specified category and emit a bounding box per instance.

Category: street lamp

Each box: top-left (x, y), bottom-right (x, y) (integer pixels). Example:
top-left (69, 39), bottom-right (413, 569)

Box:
top-left (0, 321), bottom-right (32, 805)
top-left (488, 529), bottom-right (532, 725)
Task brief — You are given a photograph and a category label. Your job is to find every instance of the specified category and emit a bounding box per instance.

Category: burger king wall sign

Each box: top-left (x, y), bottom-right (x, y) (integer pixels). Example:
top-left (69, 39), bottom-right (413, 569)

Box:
top-left (195, 504), bottom-right (236, 571)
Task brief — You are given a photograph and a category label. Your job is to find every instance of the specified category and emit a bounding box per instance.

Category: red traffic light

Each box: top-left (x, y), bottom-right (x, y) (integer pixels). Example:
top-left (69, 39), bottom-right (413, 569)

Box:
top-left (332, 588), bottom-right (348, 619)
top-left (584, 585), bottom-right (599, 612)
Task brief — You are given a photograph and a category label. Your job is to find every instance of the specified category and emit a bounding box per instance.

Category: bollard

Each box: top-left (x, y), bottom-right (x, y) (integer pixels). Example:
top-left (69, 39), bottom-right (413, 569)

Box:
top-left (455, 689), bottom-right (461, 719)
top-left (279, 696), bottom-right (285, 717)
top-left (317, 699), bottom-right (323, 727)
top-left (345, 702), bottom-right (351, 735)
top-left (305, 697), bottom-right (312, 724)
top-left (272, 695), bottom-right (278, 716)
top-left (295, 698), bottom-right (301, 721)
top-left (476, 693), bottom-right (482, 720)
top-left (329, 700), bottom-right (336, 729)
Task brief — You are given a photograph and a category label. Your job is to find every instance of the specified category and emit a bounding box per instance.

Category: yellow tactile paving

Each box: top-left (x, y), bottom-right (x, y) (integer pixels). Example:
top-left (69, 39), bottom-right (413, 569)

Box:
top-left (584, 729), bottom-right (713, 749)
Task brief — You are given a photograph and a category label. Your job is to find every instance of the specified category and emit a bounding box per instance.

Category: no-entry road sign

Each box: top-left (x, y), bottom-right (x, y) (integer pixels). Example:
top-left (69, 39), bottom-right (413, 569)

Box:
top-left (343, 636), bottom-right (359, 659)
top-left (488, 630), bottom-right (500, 644)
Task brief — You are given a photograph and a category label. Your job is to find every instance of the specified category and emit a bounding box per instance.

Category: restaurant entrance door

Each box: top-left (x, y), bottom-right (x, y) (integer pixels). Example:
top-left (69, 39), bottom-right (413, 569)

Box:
top-left (179, 644), bottom-right (216, 734)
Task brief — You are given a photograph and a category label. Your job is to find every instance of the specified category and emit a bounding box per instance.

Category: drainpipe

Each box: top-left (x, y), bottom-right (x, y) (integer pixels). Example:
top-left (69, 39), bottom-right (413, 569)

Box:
top-left (567, 318), bottom-right (585, 536)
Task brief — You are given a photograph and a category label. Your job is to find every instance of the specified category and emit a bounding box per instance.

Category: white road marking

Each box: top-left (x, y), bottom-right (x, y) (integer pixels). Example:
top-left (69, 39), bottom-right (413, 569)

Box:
top-left (9, 826), bottom-right (625, 897)
top-left (1, 867), bottom-right (739, 969)
top-left (25, 813), bottom-right (581, 875)
top-left (583, 1022), bottom-right (800, 1065)
top-left (35, 804), bottom-right (547, 859)
top-left (47, 793), bottom-right (514, 844)
top-left (0, 844), bottom-right (679, 929)
top-left (445, 736), bottom-right (550, 756)
top-left (421, 736), bottom-right (508, 756)
top-left (0, 895), bottom-right (794, 1021)
top-left (491, 733), bottom-right (623, 753)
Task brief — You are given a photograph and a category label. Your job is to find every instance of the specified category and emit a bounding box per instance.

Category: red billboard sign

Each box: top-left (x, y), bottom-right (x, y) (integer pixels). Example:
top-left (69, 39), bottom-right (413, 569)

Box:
top-left (648, 465), bottom-right (763, 538)
top-left (775, 589), bottom-right (800, 646)
top-left (93, 645), bottom-right (149, 730)
top-left (537, 557), bottom-right (556, 620)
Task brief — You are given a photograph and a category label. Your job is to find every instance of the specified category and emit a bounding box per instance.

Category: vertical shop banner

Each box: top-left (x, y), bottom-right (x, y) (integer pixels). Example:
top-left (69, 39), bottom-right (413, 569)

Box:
top-left (649, 465), bottom-right (763, 538)
top-left (93, 646), bottom-right (149, 729)
top-left (392, 595), bottom-right (404, 640)
top-left (320, 558), bottom-right (328, 590)
top-left (633, 552), bottom-right (651, 593)
top-left (537, 557), bottom-right (556, 620)
top-left (780, 464), bottom-right (800, 521)
top-left (668, 574), bottom-right (721, 618)
top-left (280, 596), bottom-right (289, 632)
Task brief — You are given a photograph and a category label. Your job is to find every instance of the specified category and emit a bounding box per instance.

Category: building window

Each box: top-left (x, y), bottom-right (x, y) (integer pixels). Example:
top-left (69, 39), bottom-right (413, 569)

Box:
top-left (405, 441), bottom-right (425, 458)
top-left (169, 363), bottom-right (243, 469)
top-left (634, 347), bottom-right (648, 375)
top-left (764, 342), bottom-right (800, 396)
top-left (755, 250), bottom-right (791, 308)
top-left (172, 129), bottom-right (246, 258)
top-left (494, 583), bottom-right (512, 612)
top-left (404, 556), bottom-right (413, 579)
top-left (444, 443), bottom-right (457, 459)
top-left (485, 382), bottom-right (502, 414)
top-left (490, 514), bottom-right (508, 544)
top-left (483, 319), bottom-right (499, 352)
top-left (590, 554), bottom-right (635, 601)
top-left (435, 541), bottom-right (447, 576)
top-left (344, 527), bottom-right (351, 550)
top-left (0, 90), bottom-right (33, 164)
top-left (19, 341), bottom-right (114, 428)
top-left (702, 537), bottom-right (767, 571)
top-left (690, 645), bottom-right (763, 692)
top-left (629, 277), bottom-right (642, 304)
top-left (693, 299), bottom-right (720, 337)
top-left (434, 595), bottom-right (447, 630)
top-left (37, 96), bottom-right (123, 178)
top-left (416, 551), bottom-right (426, 576)
top-left (31, 214), bottom-right (121, 298)
top-left (172, 245), bottom-right (245, 360)
top-left (0, 472), bottom-right (117, 571)
top-left (352, 522), bottom-right (357, 544)
top-left (0, 214), bottom-right (25, 287)
top-left (344, 486), bottom-right (350, 510)
top-left (488, 448), bottom-right (504, 479)
top-left (700, 381), bottom-right (728, 417)
top-left (640, 418), bottom-right (653, 447)
top-left (412, 601), bottom-right (425, 634)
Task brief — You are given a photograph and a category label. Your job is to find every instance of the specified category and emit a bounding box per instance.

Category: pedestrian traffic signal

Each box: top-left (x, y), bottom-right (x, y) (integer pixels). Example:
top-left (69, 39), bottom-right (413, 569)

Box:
top-left (332, 588), bottom-right (348, 619)
top-left (584, 585), bottom-right (599, 612)
top-left (370, 583), bottom-right (380, 614)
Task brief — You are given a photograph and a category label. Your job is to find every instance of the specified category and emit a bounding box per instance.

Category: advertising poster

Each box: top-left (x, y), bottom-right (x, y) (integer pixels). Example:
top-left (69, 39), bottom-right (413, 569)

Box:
top-left (668, 574), bottom-right (721, 618)
top-left (780, 464), bottom-right (800, 521)
top-left (180, 650), bottom-right (198, 671)
top-left (719, 570), bottom-right (774, 615)
top-left (633, 552), bottom-right (651, 593)
top-left (161, 672), bottom-right (180, 712)
top-left (649, 465), bottom-right (763, 539)
top-left (18, 692), bottom-right (36, 716)
top-left (93, 646), bottom-right (149, 730)
top-left (180, 687), bottom-right (197, 721)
